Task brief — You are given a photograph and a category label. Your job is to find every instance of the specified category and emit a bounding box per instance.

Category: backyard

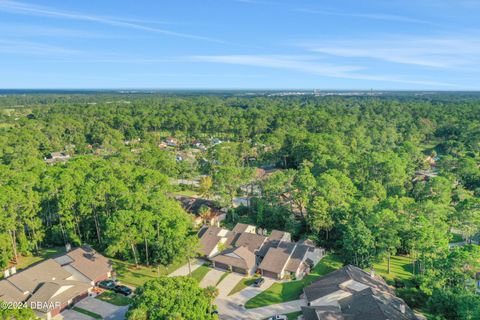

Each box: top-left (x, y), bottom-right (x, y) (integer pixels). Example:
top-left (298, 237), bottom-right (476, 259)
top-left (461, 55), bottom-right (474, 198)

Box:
top-left (371, 255), bottom-right (414, 283)
top-left (111, 257), bottom-right (187, 287)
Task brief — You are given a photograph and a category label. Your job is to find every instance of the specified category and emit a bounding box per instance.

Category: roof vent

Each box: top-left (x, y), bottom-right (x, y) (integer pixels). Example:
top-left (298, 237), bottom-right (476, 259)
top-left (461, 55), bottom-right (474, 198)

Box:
top-left (370, 268), bottom-right (375, 278)
top-left (400, 304), bottom-right (406, 314)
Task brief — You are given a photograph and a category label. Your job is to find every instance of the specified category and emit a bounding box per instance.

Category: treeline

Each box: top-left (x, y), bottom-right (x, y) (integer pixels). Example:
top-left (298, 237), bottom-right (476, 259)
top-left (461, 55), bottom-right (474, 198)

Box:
top-left (0, 93), bottom-right (479, 319)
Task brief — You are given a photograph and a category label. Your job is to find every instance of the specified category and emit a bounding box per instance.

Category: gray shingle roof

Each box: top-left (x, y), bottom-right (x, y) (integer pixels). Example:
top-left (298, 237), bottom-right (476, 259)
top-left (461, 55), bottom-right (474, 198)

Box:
top-left (304, 265), bottom-right (390, 302)
top-left (285, 244), bottom-right (309, 272)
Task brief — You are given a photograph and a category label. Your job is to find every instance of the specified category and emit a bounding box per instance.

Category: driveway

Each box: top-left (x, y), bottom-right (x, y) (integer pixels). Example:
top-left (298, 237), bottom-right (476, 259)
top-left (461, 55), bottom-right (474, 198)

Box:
top-left (200, 268), bottom-right (226, 288)
top-left (228, 277), bottom-right (276, 305)
top-left (55, 309), bottom-right (94, 320)
top-left (216, 272), bottom-right (244, 297)
top-left (169, 259), bottom-right (206, 277)
top-left (216, 298), bottom-right (305, 320)
top-left (74, 297), bottom-right (128, 320)
top-left (215, 277), bottom-right (292, 319)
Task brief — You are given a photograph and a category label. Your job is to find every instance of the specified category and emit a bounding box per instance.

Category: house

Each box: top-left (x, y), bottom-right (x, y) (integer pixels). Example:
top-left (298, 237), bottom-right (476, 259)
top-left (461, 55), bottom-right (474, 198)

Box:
top-left (175, 196), bottom-right (227, 227)
top-left (258, 235), bottom-right (324, 280)
top-left (198, 226), bottom-right (231, 258)
top-left (0, 247), bottom-right (112, 320)
top-left (211, 246), bottom-right (256, 276)
top-left (44, 152), bottom-right (70, 165)
top-left (212, 138), bottom-right (222, 145)
top-left (166, 137), bottom-right (178, 147)
top-left (301, 265), bottom-right (417, 320)
top-left (198, 223), bottom-right (325, 279)
top-left (192, 140), bottom-right (207, 151)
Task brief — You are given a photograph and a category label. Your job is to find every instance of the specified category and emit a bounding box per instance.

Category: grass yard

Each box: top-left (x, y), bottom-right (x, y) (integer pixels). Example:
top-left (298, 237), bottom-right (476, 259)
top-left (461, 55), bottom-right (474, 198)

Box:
top-left (95, 291), bottom-right (131, 306)
top-left (245, 254), bottom-right (343, 309)
top-left (72, 307), bottom-right (102, 319)
top-left (371, 255), bottom-right (414, 283)
top-left (228, 277), bottom-right (259, 296)
top-left (191, 265), bottom-right (212, 282)
top-left (11, 246), bottom-right (65, 271)
top-left (285, 311), bottom-right (302, 320)
top-left (111, 257), bottom-right (186, 287)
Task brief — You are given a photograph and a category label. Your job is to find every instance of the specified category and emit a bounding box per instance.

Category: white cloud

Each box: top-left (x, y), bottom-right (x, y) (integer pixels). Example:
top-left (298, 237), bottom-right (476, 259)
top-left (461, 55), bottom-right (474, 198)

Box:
top-left (301, 35), bottom-right (480, 70)
top-left (295, 8), bottom-right (433, 25)
top-left (189, 54), bottom-right (456, 87)
top-left (0, 39), bottom-right (82, 55)
top-left (0, 1), bottom-right (226, 43)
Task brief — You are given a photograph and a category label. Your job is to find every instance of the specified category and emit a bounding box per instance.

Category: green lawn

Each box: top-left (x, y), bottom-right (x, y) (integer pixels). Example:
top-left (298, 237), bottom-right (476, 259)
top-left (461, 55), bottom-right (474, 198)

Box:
top-left (191, 265), bottom-right (212, 283)
top-left (95, 291), bottom-right (131, 306)
top-left (285, 311), bottom-right (302, 320)
top-left (111, 257), bottom-right (186, 287)
top-left (245, 254), bottom-right (342, 309)
top-left (371, 255), bottom-right (414, 283)
top-left (228, 277), bottom-right (259, 296)
top-left (72, 307), bottom-right (102, 319)
top-left (12, 246), bottom-right (65, 271)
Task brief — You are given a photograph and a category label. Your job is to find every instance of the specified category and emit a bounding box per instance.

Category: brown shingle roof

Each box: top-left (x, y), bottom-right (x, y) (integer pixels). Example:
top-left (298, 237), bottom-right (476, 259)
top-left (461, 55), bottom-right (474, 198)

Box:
top-left (0, 280), bottom-right (25, 302)
top-left (235, 232), bottom-right (267, 253)
top-left (199, 226), bottom-right (224, 256)
top-left (7, 259), bottom-right (71, 293)
top-left (65, 247), bottom-right (112, 281)
top-left (211, 246), bottom-right (256, 270)
top-left (258, 242), bottom-right (296, 274)
top-left (26, 280), bottom-right (91, 313)
top-left (232, 223), bottom-right (251, 234)
top-left (269, 230), bottom-right (287, 241)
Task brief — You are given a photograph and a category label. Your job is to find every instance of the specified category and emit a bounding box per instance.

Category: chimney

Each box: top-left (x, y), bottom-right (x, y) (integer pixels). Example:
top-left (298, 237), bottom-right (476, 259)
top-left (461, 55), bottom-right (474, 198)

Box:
top-left (400, 304), bottom-right (406, 314)
top-left (10, 266), bottom-right (16, 275)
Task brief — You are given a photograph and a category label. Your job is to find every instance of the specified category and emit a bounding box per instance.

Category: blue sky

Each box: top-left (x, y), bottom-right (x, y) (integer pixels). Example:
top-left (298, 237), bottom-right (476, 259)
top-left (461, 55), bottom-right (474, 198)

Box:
top-left (0, 0), bottom-right (479, 89)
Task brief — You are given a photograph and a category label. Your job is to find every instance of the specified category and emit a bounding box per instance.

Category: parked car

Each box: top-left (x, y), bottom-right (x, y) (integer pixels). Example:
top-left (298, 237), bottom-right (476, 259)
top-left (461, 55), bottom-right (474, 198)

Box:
top-left (97, 280), bottom-right (116, 290)
top-left (114, 285), bottom-right (132, 296)
top-left (268, 315), bottom-right (287, 320)
top-left (253, 277), bottom-right (265, 287)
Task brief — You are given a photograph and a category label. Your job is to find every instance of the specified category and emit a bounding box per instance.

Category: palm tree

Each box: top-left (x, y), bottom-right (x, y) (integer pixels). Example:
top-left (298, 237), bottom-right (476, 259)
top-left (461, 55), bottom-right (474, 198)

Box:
top-left (204, 285), bottom-right (219, 313)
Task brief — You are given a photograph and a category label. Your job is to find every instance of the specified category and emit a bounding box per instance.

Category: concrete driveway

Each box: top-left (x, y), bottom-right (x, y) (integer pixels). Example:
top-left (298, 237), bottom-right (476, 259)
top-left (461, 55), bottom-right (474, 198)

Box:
top-left (216, 272), bottom-right (244, 297)
top-left (200, 268), bottom-right (226, 288)
top-left (229, 277), bottom-right (276, 304)
top-left (169, 259), bottom-right (206, 277)
top-left (216, 298), bottom-right (305, 320)
top-left (75, 297), bottom-right (128, 320)
top-left (55, 309), bottom-right (94, 320)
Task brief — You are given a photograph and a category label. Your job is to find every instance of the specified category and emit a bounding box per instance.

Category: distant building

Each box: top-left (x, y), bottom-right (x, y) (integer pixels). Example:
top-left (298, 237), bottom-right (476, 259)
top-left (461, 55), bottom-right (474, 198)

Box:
top-left (166, 137), bottom-right (178, 147)
top-left (44, 152), bottom-right (70, 165)
top-left (175, 196), bottom-right (226, 227)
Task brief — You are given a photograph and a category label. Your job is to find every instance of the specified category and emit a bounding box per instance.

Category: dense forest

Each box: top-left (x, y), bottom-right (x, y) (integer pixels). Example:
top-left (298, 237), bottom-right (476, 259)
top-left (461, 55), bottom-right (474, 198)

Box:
top-left (0, 92), bottom-right (479, 319)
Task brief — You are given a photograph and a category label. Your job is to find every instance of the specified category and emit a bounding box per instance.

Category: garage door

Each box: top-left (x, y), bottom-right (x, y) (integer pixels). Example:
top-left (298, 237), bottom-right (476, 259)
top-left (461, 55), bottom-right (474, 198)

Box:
top-left (261, 270), bottom-right (279, 279)
top-left (214, 262), bottom-right (230, 271)
top-left (232, 267), bottom-right (246, 275)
